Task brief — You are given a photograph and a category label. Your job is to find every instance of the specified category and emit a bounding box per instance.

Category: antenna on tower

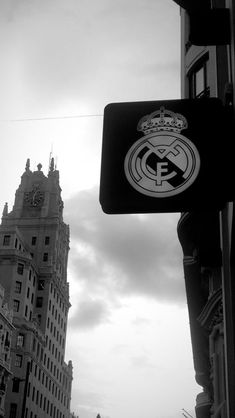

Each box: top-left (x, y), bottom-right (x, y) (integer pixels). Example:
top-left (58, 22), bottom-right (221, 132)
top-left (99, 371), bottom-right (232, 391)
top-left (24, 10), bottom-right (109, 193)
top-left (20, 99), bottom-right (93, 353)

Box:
top-left (48, 144), bottom-right (54, 174)
top-left (182, 409), bottom-right (194, 418)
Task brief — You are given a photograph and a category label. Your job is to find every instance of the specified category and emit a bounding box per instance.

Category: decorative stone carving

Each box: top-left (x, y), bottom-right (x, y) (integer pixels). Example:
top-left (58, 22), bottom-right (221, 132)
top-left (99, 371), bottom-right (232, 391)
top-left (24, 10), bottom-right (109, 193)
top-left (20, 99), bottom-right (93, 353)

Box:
top-left (197, 288), bottom-right (223, 333)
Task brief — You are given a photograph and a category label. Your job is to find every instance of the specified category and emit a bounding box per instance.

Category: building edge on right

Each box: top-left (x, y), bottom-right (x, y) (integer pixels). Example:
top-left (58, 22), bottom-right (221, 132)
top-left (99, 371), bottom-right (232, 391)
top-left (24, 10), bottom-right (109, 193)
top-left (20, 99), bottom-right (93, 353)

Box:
top-left (177, 1), bottom-right (235, 417)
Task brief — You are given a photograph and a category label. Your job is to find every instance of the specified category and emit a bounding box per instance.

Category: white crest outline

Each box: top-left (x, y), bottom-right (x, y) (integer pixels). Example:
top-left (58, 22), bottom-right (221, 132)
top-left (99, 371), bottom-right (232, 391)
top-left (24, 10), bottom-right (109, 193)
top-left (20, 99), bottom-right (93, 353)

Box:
top-left (124, 129), bottom-right (201, 198)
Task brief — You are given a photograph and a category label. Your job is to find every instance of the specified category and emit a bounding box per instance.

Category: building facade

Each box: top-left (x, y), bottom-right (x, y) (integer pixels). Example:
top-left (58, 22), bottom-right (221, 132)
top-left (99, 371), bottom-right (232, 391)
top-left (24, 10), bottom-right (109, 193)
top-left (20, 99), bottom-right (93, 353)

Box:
top-left (176, 1), bottom-right (235, 417)
top-left (0, 159), bottom-right (73, 418)
top-left (0, 284), bottom-right (14, 417)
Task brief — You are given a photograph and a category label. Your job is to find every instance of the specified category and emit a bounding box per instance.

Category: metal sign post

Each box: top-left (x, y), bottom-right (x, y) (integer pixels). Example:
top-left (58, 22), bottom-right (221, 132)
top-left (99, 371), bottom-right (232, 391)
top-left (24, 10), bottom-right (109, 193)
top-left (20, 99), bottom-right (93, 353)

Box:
top-left (220, 202), bottom-right (235, 418)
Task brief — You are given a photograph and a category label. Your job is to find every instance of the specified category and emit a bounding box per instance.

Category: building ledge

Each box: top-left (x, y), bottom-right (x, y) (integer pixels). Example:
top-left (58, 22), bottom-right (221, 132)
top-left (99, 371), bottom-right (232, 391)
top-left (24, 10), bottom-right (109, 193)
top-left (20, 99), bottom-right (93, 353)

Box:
top-left (177, 211), bottom-right (221, 267)
top-left (195, 391), bottom-right (212, 418)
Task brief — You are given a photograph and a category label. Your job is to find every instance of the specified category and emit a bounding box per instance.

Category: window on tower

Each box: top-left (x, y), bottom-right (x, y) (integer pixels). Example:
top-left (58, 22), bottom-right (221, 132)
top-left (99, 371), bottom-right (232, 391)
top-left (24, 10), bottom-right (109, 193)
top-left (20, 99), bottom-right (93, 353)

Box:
top-left (9, 403), bottom-right (17, 418)
top-left (31, 236), bottom-right (37, 246)
top-left (16, 333), bottom-right (25, 348)
top-left (3, 235), bottom-right (11, 246)
top-left (38, 280), bottom-right (45, 290)
top-left (32, 338), bottom-right (36, 352)
top-left (15, 354), bottom-right (23, 367)
top-left (17, 263), bottom-right (24, 275)
top-left (36, 297), bottom-right (43, 308)
top-left (32, 386), bottom-right (35, 401)
top-left (45, 236), bottom-right (50, 245)
top-left (43, 253), bottom-right (48, 262)
top-left (15, 281), bottom-right (22, 294)
top-left (13, 300), bottom-right (20, 312)
top-left (36, 390), bottom-right (39, 405)
top-left (12, 378), bottom-right (20, 393)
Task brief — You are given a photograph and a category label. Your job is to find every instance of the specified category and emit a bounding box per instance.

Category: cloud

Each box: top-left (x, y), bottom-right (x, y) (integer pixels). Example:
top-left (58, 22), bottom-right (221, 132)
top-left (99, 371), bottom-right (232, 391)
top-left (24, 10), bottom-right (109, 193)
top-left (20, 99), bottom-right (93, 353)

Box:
top-left (130, 354), bottom-right (156, 370)
top-left (0, 0), bottom-right (180, 118)
top-left (71, 388), bottom-right (106, 418)
top-left (64, 186), bottom-right (185, 323)
top-left (69, 297), bottom-right (110, 329)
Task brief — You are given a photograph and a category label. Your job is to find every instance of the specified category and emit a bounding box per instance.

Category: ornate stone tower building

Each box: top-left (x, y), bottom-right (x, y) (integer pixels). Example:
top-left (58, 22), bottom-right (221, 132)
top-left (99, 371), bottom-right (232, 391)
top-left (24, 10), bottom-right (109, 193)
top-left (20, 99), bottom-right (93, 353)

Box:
top-left (0, 159), bottom-right (73, 418)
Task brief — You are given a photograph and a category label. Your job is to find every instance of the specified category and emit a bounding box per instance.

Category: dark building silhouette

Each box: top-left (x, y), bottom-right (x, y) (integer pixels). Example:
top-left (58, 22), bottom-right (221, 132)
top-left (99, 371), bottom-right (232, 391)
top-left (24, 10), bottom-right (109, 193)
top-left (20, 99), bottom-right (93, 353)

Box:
top-left (176, 1), bottom-right (235, 417)
top-left (0, 159), bottom-right (73, 418)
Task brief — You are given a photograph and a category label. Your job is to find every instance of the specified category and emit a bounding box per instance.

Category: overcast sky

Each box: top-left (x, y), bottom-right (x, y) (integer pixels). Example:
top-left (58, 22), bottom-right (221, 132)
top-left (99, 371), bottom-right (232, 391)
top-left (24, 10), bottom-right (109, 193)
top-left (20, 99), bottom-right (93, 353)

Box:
top-left (0, 1), bottom-right (199, 417)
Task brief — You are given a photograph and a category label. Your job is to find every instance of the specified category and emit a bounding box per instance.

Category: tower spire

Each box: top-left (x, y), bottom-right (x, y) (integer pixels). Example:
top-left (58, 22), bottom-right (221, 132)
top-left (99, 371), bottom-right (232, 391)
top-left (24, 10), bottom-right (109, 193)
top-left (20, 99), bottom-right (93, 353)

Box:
top-left (49, 157), bottom-right (55, 172)
top-left (48, 144), bottom-right (54, 174)
top-left (37, 163), bottom-right (42, 171)
top-left (25, 158), bottom-right (30, 172)
top-left (2, 202), bottom-right (8, 217)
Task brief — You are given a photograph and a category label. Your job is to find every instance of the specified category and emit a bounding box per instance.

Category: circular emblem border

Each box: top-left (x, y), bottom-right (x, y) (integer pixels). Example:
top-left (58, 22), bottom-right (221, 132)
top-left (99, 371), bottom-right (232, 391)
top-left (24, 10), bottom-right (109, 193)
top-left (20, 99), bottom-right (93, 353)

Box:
top-left (124, 131), bottom-right (201, 198)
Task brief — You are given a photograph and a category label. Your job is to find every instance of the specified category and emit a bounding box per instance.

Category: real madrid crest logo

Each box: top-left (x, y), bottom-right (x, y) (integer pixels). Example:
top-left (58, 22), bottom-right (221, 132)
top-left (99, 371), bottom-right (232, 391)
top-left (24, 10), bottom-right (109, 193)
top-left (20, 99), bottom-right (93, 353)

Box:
top-left (124, 106), bottom-right (200, 198)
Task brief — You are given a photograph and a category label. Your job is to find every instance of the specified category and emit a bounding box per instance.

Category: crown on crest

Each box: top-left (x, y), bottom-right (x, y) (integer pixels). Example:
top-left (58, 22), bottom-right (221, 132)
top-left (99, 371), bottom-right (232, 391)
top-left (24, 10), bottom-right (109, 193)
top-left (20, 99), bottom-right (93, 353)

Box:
top-left (137, 106), bottom-right (188, 135)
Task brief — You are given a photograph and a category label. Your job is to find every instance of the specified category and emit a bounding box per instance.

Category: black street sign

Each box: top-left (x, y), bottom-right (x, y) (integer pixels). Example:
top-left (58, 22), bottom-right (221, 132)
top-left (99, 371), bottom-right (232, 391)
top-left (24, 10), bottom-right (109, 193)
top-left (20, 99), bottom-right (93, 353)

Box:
top-left (100, 98), bottom-right (233, 214)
